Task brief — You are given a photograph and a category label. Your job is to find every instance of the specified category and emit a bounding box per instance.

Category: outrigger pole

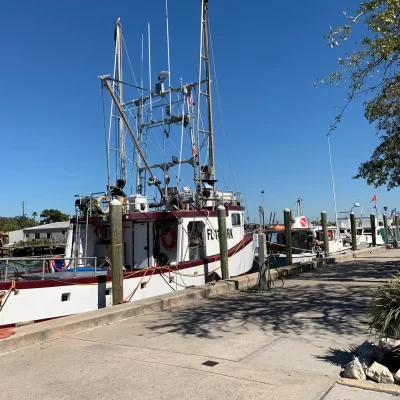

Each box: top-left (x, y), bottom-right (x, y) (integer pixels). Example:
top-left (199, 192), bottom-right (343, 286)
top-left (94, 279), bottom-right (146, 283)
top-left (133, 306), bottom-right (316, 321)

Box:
top-left (100, 76), bottom-right (166, 201)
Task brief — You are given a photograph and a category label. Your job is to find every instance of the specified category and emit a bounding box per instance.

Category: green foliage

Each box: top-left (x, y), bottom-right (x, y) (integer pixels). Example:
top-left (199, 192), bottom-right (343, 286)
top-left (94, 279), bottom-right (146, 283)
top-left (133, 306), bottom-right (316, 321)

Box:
top-left (320, 0), bottom-right (400, 188)
top-left (354, 132), bottom-right (400, 189)
top-left (369, 274), bottom-right (400, 339)
top-left (0, 216), bottom-right (36, 232)
top-left (39, 209), bottom-right (69, 225)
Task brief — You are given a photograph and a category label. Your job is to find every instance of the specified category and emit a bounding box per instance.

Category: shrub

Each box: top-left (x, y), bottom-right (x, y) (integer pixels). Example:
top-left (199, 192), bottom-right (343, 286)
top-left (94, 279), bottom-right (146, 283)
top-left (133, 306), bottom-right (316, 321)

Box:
top-left (369, 274), bottom-right (400, 339)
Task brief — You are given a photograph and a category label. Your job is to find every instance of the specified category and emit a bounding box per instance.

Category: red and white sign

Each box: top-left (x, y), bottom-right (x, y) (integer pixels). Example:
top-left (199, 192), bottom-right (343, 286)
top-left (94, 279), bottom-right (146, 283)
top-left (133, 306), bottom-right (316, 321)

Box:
top-left (300, 217), bottom-right (307, 227)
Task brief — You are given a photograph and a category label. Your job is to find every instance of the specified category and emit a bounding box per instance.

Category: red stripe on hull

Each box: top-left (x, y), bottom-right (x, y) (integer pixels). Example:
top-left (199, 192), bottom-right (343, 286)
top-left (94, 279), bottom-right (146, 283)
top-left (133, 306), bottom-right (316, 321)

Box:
top-left (0, 235), bottom-right (253, 290)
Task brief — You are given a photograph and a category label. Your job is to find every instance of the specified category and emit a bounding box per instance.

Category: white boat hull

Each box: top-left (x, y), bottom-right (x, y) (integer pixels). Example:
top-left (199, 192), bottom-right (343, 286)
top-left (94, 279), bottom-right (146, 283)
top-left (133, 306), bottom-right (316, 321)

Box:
top-left (0, 209), bottom-right (253, 327)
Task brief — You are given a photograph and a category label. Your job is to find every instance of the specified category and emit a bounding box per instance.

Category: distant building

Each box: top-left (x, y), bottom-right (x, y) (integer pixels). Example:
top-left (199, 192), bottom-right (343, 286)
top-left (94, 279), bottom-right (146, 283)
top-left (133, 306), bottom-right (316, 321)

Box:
top-left (23, 222), bottom-right (70, 244)
top-left (8, 229), bottom-right (24, 244)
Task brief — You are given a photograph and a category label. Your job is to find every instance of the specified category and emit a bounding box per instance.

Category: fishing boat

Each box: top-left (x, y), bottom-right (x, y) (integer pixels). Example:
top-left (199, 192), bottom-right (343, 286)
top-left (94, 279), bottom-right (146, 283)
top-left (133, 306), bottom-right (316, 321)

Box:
top-left (338, 216), bottom-right (392, 246)
top-left (0, 0), bottom-right (253, 327)
top-left (266, 199), bottom-right (351, 266)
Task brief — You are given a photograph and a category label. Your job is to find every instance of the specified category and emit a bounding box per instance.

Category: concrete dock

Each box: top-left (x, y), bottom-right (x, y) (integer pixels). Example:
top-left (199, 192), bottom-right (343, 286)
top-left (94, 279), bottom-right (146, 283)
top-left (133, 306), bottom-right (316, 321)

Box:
top-left (0, 248), bottom-right (399, 399)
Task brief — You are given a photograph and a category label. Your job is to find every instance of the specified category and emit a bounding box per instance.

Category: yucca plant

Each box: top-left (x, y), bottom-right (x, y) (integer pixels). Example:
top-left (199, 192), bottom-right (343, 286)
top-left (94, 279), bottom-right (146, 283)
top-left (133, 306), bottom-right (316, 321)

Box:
top-left (369, 274), bottom-right (400, 339)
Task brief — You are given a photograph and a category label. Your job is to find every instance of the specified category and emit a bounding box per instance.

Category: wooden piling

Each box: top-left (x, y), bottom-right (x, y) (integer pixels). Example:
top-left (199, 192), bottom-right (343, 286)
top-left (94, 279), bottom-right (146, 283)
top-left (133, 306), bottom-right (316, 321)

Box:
top-left (283, 208), bottom-right (292, 265)
top-left (110, 199), bottom-right (124, 305)
top-left (257, 233), bottom-right (268, 291)
top-left (321, 211), bottom-right (329, 255)
top-left (395, 214), bottom-right (399, 241)
top-left (217, 205), bottom-right (229, 280)
top-left (350, 212), bottom-right (357, 251)
top-left (370, 214), bottom-right (377, 247)
top-left (383, 214), bottom-right (389, 244)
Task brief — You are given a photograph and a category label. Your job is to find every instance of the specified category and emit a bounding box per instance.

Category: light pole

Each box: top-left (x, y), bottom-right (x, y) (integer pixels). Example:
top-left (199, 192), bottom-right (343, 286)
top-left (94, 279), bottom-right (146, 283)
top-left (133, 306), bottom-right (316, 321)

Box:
top-left (261, 190), bottom-right (265, 227)
top-left (327, 133), bottom-right (339, 229)
top-left (351, 202), bottom-right (361, 228)
top-left (351, 202), bottom-right (360, 213)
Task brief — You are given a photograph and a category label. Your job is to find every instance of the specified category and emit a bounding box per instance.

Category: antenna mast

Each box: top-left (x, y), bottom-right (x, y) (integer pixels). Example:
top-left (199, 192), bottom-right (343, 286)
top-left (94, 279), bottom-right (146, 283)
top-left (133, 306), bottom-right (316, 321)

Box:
top-left (197, 0), bottom-right (215, 188)
top-left (114, 19), bottom-right (126, 185)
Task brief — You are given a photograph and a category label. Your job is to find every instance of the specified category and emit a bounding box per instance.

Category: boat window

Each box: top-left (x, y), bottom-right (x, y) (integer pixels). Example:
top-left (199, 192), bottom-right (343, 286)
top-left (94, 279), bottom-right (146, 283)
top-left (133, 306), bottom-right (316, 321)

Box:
top-left (364, 229), bottom-right (372, 234)
top-left (188, 221), bottom-right (205, 247)
top-left (377, 230), bottom-right (381, 236)
top-left (102, 227), bottom-right (111, 241)
top-left (328, 230), bottom-right (334, 241)
top-left (356, 229), bottom-right (363, 235)
top-left (232, 213), bottom-right (241, 227)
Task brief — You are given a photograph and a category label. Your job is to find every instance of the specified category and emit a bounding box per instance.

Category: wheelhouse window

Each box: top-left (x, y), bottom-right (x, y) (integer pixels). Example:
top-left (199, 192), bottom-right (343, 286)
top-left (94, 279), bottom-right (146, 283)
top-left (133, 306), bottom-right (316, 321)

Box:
top-left (232, 213), bottom-right (241, 227)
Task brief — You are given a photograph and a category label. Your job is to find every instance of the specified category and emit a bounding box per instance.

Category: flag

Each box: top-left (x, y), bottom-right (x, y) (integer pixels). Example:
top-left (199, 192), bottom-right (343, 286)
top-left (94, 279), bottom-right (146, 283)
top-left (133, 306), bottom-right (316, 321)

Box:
top-left (192, 145), bottom-right (196, 156)
top-left (390, 208), bottom-right (397, 218)
top-left (188, 92), bottom-right (193, 108)
top-left (373, 205), bottom-right (377, 210)
top-left (371, 194), bottom-right (377, 202)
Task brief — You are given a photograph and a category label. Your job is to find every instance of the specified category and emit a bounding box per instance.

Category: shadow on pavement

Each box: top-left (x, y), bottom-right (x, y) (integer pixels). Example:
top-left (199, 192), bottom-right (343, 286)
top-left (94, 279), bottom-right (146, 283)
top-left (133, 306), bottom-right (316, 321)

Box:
top-left (146, 282), bottom-right (371, 339)
top-left (316, 347), bottom-right (357, 368)
top-left (291, 258), bottom-right (399, 283)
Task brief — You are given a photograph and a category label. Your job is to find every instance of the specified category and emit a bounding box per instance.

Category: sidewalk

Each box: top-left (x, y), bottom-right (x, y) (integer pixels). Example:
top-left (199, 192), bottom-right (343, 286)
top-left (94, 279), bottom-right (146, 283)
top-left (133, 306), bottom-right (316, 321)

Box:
top-left (0, 249), bottom-right (399, 399)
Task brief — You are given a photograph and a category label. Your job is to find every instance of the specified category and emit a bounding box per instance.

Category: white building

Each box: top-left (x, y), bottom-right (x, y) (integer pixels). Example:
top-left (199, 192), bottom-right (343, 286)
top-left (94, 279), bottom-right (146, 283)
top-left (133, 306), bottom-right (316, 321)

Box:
top-left (23, 222), bottom-right (70, 243)
top-left (7, 222), bottom-right (70, 246)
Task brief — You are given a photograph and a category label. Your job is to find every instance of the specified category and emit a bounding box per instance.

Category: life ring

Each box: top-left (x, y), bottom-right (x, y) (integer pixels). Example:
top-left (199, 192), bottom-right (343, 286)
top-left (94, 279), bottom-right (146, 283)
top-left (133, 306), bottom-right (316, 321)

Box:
top-left (97, 196), bottom-right (128, 214)
top-left (161, 228), bottom-right (177, 250)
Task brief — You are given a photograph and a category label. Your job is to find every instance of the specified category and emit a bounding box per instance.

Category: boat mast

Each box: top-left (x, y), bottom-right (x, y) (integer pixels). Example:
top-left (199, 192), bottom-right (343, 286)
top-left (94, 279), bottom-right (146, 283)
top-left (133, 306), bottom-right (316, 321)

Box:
top-left (114, 19), bottom-right (126, 186)
top-left (101, 76), bottom-right (165, 201)
top-left (198, 0), bottom-right (215, 188)
top-left (296, 198), bottom-right (303, 217)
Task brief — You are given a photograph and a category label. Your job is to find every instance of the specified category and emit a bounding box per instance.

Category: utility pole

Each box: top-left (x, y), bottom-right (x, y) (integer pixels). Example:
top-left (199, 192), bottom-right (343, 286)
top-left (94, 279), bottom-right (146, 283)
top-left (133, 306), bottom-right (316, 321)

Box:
top-left (22, 201), bottom-right (25, 228)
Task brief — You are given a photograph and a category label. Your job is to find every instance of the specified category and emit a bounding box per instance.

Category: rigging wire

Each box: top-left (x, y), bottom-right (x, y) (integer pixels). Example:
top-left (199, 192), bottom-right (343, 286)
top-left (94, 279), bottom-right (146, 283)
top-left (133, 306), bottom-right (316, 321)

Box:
top-left (176, 89), bottom-right (186, 188)
top-left (208, 17), bottom-right (238, 192)
top-left (121, 33), bottom-right (141, 95)
top-left (102, 86), bottom-right (111, 191)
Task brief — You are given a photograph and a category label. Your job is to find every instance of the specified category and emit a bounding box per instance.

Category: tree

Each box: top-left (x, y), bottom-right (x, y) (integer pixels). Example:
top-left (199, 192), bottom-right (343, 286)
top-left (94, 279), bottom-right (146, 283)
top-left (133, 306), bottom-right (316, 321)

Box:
top-left (0, 216), bottom-right (35, 231)
top-left (319, 0), bottom-right (400, 189)
top-left (39, 209), bottom-right (69, 225)
top-left (32, 212), bottom-right (37, 223)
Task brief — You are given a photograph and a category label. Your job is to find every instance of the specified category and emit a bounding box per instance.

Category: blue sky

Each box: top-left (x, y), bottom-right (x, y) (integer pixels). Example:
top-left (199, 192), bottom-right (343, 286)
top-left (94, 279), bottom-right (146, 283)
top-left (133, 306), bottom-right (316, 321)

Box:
top-left (0, 0), bottom-right (395, 221)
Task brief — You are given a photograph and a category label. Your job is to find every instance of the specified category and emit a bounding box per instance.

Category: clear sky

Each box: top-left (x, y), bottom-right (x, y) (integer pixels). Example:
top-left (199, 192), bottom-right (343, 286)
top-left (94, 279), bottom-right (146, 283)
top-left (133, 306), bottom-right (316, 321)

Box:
top-left (0, 0), bottom-right (396, 222)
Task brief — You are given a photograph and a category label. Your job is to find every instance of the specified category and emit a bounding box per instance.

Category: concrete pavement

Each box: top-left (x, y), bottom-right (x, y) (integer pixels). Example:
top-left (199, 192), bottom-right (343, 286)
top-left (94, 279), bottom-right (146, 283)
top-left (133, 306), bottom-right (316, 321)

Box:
top-left (1, 248), bottom-right (400, 399)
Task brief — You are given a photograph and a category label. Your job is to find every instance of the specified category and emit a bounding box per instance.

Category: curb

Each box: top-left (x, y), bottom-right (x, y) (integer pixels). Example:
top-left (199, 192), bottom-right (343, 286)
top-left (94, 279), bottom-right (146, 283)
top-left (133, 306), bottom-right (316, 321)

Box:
top-left (337, 377), bottom-right (400, 395)
top-left (0, 246), bottom-right (390, 355)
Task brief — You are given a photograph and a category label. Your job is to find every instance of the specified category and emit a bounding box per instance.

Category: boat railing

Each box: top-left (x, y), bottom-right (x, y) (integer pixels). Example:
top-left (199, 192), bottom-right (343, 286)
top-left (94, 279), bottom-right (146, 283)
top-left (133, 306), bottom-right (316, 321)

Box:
top-left (218, 190), bottom-right (243, 204)
top-left (0, 256), bottom-right (99, 282)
